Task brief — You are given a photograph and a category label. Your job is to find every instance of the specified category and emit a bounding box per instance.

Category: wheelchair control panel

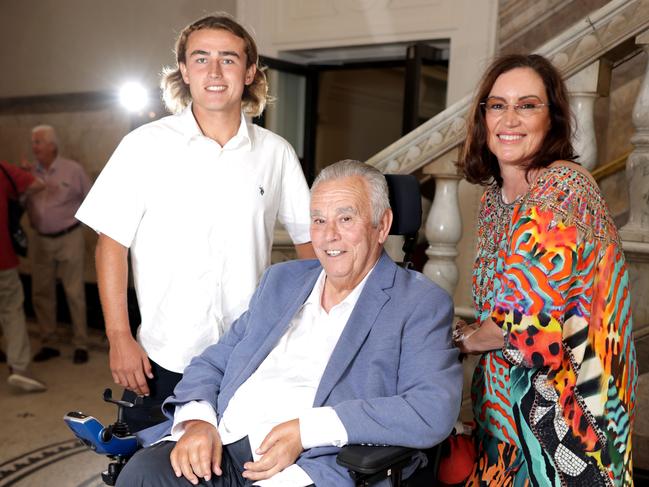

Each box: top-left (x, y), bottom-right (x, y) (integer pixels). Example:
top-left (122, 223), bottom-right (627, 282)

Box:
top-left (64, 389), bottom-right (141, 485)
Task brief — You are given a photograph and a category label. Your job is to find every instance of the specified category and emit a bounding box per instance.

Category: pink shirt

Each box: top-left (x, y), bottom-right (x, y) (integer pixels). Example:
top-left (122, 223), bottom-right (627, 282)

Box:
top-left (27, 156), bottom-right (91, 234)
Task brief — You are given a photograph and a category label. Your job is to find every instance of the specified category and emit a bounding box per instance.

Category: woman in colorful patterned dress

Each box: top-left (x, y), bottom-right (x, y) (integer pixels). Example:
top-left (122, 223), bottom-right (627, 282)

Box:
top-left (454, 54), bottom-right (638, 486)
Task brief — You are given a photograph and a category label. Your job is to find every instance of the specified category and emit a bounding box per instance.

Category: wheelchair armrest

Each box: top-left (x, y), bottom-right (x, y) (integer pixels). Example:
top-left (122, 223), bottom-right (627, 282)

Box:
top-left (336, 444), bottom-right (416, 476)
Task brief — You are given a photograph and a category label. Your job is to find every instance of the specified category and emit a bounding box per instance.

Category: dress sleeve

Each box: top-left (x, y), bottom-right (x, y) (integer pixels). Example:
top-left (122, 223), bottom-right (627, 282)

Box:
top-left (490, 201), bottom-right (582, 372)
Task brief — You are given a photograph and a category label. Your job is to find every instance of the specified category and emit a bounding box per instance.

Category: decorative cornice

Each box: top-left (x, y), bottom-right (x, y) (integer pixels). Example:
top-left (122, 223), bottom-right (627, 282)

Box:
top-left (367, 0), bottom-right (649, 174)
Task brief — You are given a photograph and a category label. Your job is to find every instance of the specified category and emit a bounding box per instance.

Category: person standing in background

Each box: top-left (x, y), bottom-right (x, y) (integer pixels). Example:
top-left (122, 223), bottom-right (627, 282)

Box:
top-left (26, 125), bottom-right (91, 365)
top-left (0, 160), bottom-right (46, 392)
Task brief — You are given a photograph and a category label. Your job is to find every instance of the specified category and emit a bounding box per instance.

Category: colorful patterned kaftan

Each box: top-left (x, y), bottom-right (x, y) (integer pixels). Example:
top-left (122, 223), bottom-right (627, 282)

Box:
top-left (467, 166), bottom-right (638, 486)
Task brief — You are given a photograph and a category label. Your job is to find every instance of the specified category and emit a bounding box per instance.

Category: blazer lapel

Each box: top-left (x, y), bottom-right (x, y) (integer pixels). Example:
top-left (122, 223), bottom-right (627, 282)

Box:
top-left (313, 252), bottom-right (396, 406)
top-left (228, 265), bottom-right (322, 395)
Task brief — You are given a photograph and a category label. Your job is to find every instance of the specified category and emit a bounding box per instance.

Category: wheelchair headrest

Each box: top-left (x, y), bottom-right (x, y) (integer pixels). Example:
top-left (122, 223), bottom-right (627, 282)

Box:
top-left (385, 174), bottom-right (422, 236)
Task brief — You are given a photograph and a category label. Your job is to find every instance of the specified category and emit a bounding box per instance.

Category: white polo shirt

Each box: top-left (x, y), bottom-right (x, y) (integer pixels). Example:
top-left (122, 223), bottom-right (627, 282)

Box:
top-left (76, 106), bottom-right (311, 373)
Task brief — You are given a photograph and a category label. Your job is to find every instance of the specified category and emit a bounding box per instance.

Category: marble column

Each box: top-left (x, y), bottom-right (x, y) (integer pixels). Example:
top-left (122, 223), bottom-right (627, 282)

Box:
top-left (566, 61), bottom-right (609, 171)
top-left (422, 149), bottom-right (462, 296)
top-left (620, 31), bottom-right (649, 243)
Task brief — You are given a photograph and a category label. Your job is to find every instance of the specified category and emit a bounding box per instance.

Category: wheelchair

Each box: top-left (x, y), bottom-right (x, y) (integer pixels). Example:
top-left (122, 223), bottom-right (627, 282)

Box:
top-left (64, 174), bottom-right (448, 486)
top-left (64, 387), bottom-right (443, 486)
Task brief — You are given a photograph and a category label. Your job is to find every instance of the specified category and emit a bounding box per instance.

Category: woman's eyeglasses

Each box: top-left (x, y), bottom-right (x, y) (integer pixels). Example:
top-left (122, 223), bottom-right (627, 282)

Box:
top-left (480, 100), bottom-right (550, 117)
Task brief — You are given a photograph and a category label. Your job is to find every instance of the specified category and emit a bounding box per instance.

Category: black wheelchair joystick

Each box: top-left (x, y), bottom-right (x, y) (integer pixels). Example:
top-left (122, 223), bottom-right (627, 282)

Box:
top-left (64, 388), bottom-right (143, 485)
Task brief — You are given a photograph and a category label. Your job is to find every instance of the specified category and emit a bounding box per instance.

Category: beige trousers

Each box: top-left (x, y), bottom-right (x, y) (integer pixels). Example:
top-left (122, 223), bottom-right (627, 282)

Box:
top-left (0, 268), bottom-right (31, 372)
top-left (30, 226), bottom-right (88, 349)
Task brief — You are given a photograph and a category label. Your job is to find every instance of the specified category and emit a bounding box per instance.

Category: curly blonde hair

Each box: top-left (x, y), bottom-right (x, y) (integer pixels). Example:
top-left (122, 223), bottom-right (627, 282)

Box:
top-left (161, 13), bottom-right (268, 116)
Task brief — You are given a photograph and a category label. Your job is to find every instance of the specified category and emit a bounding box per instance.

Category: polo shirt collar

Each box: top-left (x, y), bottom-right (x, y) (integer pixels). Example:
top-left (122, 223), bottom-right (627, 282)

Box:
top-left (180, 104), bottom-right (252, 152)
top-left (226, 112), bottom-right (252, 152)
top-left (36, 156), bottom-right (60, 175)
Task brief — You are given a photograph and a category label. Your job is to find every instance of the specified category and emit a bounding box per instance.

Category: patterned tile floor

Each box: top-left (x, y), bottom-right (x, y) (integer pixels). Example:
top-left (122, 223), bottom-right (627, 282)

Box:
top-left (1, 324), bottom-right (114, 486)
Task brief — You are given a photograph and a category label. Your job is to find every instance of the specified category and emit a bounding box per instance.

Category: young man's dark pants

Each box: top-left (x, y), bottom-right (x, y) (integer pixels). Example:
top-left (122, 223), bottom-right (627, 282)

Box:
top-left (121, 359), bottom-right (183, 433)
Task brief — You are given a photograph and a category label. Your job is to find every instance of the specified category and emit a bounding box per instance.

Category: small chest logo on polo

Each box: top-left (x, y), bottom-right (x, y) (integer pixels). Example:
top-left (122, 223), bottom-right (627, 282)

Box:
top-left (259, 185), bottom-right (264, 196)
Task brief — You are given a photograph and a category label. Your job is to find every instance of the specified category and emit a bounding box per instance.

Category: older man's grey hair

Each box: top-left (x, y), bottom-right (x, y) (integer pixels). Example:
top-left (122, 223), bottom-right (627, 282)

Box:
top-left (312, 159), bottom-right (390, 227)
top-left (31, 125), bottom-right (59, 149)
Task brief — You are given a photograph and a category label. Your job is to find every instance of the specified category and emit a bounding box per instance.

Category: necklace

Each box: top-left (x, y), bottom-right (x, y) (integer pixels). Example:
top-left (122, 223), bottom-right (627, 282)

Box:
top-left (500, 188), bottom-right (526, 205)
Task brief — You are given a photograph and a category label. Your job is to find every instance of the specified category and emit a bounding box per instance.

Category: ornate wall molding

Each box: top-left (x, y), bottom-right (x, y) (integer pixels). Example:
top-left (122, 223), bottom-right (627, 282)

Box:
top-left (366, 0), bottom-right (649, 175)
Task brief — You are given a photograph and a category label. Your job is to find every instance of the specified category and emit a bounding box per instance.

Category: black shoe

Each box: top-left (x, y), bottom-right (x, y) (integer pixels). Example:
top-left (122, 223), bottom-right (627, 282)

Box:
top-left (33, 347), bottom-right (61, 362)
top-left (73, 348), bottom-right (88, 364)
top-left (0, 349), bottom-right (6, 363)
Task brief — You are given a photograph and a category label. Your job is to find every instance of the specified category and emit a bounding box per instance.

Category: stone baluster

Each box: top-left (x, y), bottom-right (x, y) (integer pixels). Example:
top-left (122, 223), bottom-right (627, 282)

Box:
top-left (422, 149), bottom-right (462, 296)
top-left (565, 60), bottom-right (610, 171)
top-left (620, 31), bottom-right (649, 244)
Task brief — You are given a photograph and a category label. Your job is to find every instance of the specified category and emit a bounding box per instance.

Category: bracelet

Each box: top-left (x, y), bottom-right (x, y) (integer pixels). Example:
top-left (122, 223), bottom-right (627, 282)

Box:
top-left (461, 328), bottom-right (478, 343)
top-left (452, 325), bottom-right (478, 343)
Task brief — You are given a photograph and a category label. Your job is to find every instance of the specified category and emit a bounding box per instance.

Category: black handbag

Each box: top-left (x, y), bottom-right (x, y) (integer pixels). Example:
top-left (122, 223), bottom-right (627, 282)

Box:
top-left (0, 163), bottom-right (28, 257)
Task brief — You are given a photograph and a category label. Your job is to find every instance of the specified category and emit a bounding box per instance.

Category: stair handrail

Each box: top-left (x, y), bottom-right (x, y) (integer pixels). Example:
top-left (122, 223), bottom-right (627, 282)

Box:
top-left (591, 150), bottom-right (631, 181)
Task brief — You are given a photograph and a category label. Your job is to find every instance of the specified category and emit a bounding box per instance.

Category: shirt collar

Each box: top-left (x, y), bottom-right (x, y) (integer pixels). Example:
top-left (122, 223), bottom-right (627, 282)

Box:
top-left (181, 104), bottom-right (252, 152)
top-left (225, 112), bottom-right (252, 151)
top-left (36, 156), bottom-right (60, 174)
top-left (304, 263), bottom-right (377, 314)
top-left (179, 104), bottom-right (204, 140)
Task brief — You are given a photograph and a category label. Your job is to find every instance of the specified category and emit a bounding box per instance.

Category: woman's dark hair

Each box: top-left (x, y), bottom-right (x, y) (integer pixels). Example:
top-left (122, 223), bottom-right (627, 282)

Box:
top-left (458, 54), bottom-right (577, 186)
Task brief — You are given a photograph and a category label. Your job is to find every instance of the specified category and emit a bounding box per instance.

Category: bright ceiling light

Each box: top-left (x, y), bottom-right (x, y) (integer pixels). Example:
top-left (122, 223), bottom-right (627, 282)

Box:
top-left (119, 82), bottom-right (148, 112)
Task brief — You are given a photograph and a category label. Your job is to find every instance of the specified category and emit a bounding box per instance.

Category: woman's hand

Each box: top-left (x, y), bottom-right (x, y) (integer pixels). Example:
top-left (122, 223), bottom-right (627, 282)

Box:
top-left (452, 318), bottom-right (504, 354)
top-left (452, 320), bottom-right (479, 354)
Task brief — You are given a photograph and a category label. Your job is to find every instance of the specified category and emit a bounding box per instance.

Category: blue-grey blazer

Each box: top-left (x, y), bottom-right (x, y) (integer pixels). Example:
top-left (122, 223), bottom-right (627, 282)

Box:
top-left (140, 251), bottom-right (462, 485)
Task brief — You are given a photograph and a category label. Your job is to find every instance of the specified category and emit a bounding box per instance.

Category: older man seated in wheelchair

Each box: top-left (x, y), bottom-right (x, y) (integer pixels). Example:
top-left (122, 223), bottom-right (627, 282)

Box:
top-left (68, 160), bottom-right (462, 486)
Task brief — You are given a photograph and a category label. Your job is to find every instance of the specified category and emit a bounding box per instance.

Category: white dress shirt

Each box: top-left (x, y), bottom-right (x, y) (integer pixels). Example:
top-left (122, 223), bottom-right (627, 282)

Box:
top-left (169, 268), bottom-right (375, 486)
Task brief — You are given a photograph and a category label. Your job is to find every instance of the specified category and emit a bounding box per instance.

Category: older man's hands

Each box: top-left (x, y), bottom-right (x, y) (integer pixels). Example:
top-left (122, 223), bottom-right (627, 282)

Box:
top-left (242, 419), bottom-right (303, 481)
top-left (170, 420), bottom-right (223, 485)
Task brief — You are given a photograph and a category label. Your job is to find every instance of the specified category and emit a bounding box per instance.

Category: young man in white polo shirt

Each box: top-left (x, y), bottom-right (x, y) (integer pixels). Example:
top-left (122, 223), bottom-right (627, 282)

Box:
top-left (76, 13), bottom-right (314, 432)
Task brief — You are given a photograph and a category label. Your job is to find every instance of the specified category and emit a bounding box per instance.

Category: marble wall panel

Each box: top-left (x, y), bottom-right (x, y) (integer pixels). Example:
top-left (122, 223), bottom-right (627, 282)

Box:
top-left (0, 0), bottom-right (235, 98)
top-left (0, 104), bottom-right (132, 282)
top-left (498, 0), bottom-right (610, 54)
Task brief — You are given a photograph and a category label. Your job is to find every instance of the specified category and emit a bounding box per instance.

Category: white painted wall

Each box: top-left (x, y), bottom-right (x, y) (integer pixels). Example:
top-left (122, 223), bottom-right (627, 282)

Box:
top-left (237, 0), bottom-right (498, 104)
top-left (0, 0), bottom-right (235, 97)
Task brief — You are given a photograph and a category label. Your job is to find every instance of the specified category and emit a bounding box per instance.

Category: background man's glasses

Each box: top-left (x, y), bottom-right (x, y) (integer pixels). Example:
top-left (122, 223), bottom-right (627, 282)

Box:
top-left (480, 101), bottom-right (550, 117)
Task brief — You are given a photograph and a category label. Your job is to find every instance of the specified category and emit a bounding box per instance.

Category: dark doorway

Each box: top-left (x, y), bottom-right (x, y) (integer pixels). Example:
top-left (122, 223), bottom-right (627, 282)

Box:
top-left (259, 40), bottom-right (449, 183)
